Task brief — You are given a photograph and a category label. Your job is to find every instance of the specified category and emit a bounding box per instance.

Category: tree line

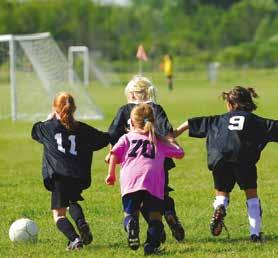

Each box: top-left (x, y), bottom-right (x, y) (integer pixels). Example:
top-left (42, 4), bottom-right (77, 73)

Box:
top-left (1, 0), bottom-right (278, 69)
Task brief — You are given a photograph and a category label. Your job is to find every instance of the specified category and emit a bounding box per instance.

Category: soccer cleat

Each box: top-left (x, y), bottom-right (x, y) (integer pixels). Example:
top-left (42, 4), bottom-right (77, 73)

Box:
top-left (126, 218), bottom-right (140, 250)
top-left (250, 232), bottom-right (263, 243)
top-left (78, 223), bottom-right (93, 245)
top-left (66, 237), bottom-right (83, 250)
top-left (164, 211), bottom-right (185, 241)
top-left (210, 205), bottom-right (227, 236)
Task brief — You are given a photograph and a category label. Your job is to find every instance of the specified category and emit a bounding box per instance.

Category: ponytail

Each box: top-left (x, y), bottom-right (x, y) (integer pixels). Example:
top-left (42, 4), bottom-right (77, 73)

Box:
top-left (247, 87), bottom-right (258, 98)
top-left (143, 119), bottom-right (156, 145)
top-left (131, 103), bottom-right (156, 145)
top-left (221, 86), bottom-right (258, 112)
top-left (53, 92), bottom-right (77, 131)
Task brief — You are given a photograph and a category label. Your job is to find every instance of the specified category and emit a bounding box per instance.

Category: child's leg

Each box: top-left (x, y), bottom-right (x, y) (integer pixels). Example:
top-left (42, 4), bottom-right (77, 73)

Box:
top-left (210, 191), bottom-right (230, 237)
top-left (53, 208), bottom-right (80, 243)
top-left (164, 192), bottom-right (185, 241)
top-left (140, 202), bottom-right (166, 243)
top-left (213, 191), bottom-right (230, 210)
top-left (245, 188), bottom-right (262, 240)
top-left (211, 162), bottom-right (234, 236)
top-left (122, 192), bottom-right (142, 250)
top-left (51, 176), bottom-right (82, 249)
top-left (143, 193), bottom-right (164, 255)
top-left (69, 202), bottom-right (93, 245)
top-left (144, 212), bottom-right (164, 255)
top-left (236, 164), bottom-right (262, 241)
top-left (124, 212), bottom-right (140, 250)
top-left (163, 163), bottom-right (185, 241)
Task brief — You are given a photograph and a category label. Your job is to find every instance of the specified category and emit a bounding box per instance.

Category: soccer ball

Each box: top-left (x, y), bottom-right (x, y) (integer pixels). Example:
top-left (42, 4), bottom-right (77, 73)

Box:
top-left (9, 218), bottom-right (39, 242)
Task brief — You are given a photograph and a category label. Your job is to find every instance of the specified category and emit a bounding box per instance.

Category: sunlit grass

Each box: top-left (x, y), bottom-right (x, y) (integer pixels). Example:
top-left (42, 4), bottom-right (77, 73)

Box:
top-left (0, 68), bottom-right (277, 257)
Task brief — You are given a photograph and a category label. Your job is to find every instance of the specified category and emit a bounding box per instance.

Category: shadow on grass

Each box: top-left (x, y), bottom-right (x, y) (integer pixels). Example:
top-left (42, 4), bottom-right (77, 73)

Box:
top-left (34, 234), bottom-right (278, 256)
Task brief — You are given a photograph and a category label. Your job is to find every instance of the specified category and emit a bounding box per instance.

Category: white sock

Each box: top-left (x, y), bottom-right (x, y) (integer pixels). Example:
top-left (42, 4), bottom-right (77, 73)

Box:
top-left (213, 196), bottom-right (229, 210)
top-left (247, 198), bottom-right (262, 236)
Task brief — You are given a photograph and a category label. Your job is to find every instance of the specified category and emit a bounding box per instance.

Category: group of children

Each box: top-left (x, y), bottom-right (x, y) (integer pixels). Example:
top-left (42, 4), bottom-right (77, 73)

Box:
top-left (32, 75), bottom-right (278, 255)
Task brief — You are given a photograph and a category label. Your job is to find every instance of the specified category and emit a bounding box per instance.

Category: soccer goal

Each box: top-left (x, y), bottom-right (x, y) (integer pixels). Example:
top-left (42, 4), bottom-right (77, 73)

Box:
top-left (68, 46), bottom-right (89, 86)
top-left (0, 32), bottom-right (103, 121)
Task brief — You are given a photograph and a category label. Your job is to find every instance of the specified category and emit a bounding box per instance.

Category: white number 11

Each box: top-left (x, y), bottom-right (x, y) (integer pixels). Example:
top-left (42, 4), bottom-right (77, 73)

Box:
top-left (54, 133), bottom-right (77, 155)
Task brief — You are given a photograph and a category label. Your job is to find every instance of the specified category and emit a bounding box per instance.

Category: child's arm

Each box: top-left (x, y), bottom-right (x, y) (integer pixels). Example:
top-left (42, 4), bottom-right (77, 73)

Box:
top-left (104, 145), bottom-right (112, 164)
top-left (173, 120), bottom-right (189, 138)
top-left (105, 154), bottom-right (118, 185)
top-left (31, 121), bottom-right (44, 143)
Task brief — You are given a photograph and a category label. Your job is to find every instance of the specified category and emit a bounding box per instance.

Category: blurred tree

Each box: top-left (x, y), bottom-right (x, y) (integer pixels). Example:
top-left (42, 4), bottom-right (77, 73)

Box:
top-left (218, 0), bottom-right (275, 46)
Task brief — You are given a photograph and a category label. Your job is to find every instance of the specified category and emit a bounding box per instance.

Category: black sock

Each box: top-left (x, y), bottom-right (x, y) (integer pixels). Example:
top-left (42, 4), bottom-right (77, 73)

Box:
top-left (56, 217), bottom-right (79, 241)
top-left (140, 204), bottom-right (150, 224)
top-left (147, 220), bottom-right (164, 248)
top-left (164, 195), bottom-right (176, 215)
top-left (69, 202), bottom-right (86, 229)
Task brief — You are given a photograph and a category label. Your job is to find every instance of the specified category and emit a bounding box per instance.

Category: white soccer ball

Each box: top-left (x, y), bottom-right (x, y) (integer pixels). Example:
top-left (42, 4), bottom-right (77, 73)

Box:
top-left (9, 218), bottom-right (39, 242)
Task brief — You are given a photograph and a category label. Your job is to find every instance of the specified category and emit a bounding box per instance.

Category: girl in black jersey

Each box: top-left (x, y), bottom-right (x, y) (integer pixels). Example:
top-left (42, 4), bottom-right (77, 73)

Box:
top-left (107, 75), bottom-right (185, 242)
top-left (32, 92), bottom-right (110, 250)
top-left (176, 86), bottom-right (278, 242)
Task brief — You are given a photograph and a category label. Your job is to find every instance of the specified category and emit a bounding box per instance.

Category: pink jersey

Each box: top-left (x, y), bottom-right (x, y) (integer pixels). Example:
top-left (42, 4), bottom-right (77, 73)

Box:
top-left (111, 131), bottom-right (184, 199)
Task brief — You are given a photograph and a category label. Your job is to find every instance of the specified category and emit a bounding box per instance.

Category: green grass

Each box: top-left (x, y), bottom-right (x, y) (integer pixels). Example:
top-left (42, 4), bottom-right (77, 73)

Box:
top-left (0, 68), bottom-right (277, 257)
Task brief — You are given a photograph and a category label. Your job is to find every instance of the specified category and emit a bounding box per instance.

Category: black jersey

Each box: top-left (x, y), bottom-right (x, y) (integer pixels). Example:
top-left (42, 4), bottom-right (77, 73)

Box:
top-left (109, 102), bottom-right (173, 145)
top-left (188, 111), bottom-right (278, 170)
top-left (109, 102), bottom-right (175, 171)
top-left (32, 117), bottom-right (110, 190)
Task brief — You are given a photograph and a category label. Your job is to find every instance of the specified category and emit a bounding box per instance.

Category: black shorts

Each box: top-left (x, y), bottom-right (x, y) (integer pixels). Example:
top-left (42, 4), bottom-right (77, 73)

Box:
top-left (212, 161), bottom-right (257, 193)
top-left (51, 175), bottom-right (84, 209)
top-left (122, 190), bottom-right (163, 215)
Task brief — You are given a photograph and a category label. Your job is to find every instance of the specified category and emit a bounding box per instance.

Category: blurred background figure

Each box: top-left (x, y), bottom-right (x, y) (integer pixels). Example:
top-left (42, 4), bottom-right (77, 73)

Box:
top-left (161, 54), bottom-right (173, 91)
top-left (207, 62), bottom-right (220, 84)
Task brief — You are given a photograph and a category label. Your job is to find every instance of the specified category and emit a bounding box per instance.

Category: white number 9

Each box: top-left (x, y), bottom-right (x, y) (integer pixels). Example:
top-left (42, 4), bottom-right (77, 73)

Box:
top-left (228, 116), bottom-right (245, 131)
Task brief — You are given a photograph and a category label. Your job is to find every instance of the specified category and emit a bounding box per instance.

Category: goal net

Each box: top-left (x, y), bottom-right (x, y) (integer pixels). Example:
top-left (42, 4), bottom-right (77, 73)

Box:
top-left (0, 32), bottom-right (103, 121)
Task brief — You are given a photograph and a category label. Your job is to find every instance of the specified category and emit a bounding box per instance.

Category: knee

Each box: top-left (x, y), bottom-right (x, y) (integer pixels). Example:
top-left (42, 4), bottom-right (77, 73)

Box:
top-left (52, 208), bottom-right (67, 223)
top-left (245, 189), bottom-right (258, 199)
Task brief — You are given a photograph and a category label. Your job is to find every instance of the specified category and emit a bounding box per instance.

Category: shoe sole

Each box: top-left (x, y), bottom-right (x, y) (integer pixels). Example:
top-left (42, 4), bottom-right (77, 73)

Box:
top-left (210, 221), bottom-right (223, 236)
top-left (128, 220), bottom-right (140, 250)
top-left (165, 214), bottom-right (185, 241)
top-left (210, 206), bottom-right (226, 236)
top-left (128, 229), bottom-right (140, 250)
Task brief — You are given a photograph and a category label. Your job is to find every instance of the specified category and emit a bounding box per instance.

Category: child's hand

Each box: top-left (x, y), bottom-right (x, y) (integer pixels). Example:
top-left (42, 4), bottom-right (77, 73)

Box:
top-left (104, 153), bottom-right (111, 164)
top-left (105, 174), bottom-right (116, 185)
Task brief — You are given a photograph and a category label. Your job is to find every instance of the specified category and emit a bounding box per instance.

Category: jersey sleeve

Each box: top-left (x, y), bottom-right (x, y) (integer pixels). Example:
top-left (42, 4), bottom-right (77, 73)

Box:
top-left (188, 116), bottom-right (217, 138)
top-left (154, 104), bottom-right (173, 136)
top-left (160, 141), bottom-right (184, 159)
top-left (108, 106), bottom-right (127, 145)
top-left (111, 134), bottom-right (128, 163)
top-left (87, 126), bottom-right (111, 151)
top-left (264, 119), bottom-right (278, 142)
top-left (31, 121), bottom-right (44, 143)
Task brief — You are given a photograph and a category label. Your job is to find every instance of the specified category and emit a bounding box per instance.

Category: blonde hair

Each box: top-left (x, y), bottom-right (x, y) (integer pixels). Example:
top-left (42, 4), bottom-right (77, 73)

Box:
top-left (125, 75), bottom-right (157, 103)
top-left (131, 103), bottom-right (156, 144)
top-left (53, 92), bottom-right (77, 130)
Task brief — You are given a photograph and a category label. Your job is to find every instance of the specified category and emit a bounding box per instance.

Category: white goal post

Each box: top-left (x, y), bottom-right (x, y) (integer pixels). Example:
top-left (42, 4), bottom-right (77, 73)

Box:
top-left (68, 46), bottom-right (89, 86)
top-left (0, 34), bottom-right (18, 121)
top-left (0, 32), bottom-right (103, 121)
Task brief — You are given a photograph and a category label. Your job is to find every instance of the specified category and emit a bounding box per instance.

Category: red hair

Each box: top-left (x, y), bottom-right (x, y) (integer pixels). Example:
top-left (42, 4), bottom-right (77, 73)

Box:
top-left (53, 92), bottom-right (77, 130)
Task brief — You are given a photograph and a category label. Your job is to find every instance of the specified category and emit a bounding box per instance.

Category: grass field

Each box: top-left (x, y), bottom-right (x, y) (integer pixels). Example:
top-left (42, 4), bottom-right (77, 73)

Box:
top-left (0, 68), bottom-right (277, 257)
